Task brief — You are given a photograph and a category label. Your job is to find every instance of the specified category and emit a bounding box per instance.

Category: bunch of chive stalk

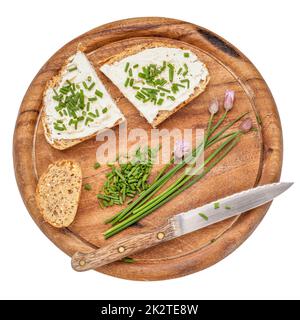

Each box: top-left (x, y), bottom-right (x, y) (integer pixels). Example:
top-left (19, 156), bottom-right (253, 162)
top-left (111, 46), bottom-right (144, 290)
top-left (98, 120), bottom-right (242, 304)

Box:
top-left (103, 90), bottom-right (253, 239)
top-left (97, 147), bottom-right (158, 208)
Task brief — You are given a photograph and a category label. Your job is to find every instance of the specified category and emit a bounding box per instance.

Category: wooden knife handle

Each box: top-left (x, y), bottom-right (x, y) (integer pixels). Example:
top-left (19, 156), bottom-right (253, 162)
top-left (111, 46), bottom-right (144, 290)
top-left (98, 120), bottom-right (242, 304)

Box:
top-left (71, 219), bottom-right (177, 271)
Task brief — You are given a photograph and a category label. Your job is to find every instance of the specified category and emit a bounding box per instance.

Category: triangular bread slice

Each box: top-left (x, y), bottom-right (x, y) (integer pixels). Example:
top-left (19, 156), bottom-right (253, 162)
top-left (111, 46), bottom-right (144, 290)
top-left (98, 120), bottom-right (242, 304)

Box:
top-left (100, 41), bottom-right (210, 127)
top-left (42, 51), bottom-right (125, 150)
top-left (36, 160), bottom-right (82, 228)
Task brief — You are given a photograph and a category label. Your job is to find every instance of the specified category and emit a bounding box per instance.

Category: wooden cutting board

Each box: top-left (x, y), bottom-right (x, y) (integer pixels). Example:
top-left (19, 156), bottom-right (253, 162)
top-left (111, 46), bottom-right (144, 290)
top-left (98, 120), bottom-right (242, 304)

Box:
top-left (13, 17), bottom-right (282, 281)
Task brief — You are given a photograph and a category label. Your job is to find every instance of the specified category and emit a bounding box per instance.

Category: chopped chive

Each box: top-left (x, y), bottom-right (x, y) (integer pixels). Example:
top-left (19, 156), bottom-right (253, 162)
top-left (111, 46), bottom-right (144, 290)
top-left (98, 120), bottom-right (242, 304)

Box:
top-left (59, 87), bottom-right (69, 94)
top-left (136, 91), bottom-right (146, 99)
top-left (184, 52), bottom-right (190, 58)
top-left (128, 68), bottom-right (133, 77)
top-left (168, 63), bottom-right (174, 82)
top-left (155, 78), bottom-right (167, 86)
top-left (160, 61), bottom-right (166, 72)
top-left (102, 107), bottom-right (108, 114)
top-left (225, 205), bottom-right (231, 210)
top-left (79, 89), bottom-right (84, 106)
top-left (167, 95), bottom-right (176, 101)
top-left (129, 79), bottom-right (134, 87)
top-left (140, 90), bottom-right (150, 97)
top-left (199, 213), bottom-right (208, 221)
top-left (95, 89), bottom-right (103, 98)
top-left (88, 112), bottom-right (97, 118)
top-left (83, 81), bottom-right (88, 90)
top-left (88, 97), bottom-right (97, 102)
top-left (183, 63), bottom-right (189, 76)
top-left (214, 202), bottom-right (220, 209)
top-left (133, 64), bottom-right (139, 69)
top-left (52, 95), bottom-right (61, 102)
top-left (122, 257), bottom-right (135, 263)
top-left (157, 98), bottom-right (164, 106)
top-left (138, 72), bottom-right (146, 79)
top-left (157, 86), bottom-right (171, 93)
top-left (180, 79), bottom-right (190, 89)
top-left (132, 86), bottom-right (140, 90)
top-left (124, 78), bottom-right (130, 87)
top-left (103, 200), bottom-right (109, 207)
top-left (59, 111), bottom-right (63, 117)
top-left (84, 183), bottom-right (92, 191)
top-left (177, 67), bottom-right (182, 75)
top-left (68, 66), bottom-right (77, 72)
top-left (124, 62), bottom-right (130, 72)
top-left (94, 162), bottom-right (101, 169)
top-left (53, 125), bottom-right (66, 131)
top-left (142, 87), bottom-right (159, 93)
top-left (95, 109), bottom-right (99, 117)
top-left (86, 102), bottom-right (90, 112)
top-left (160, 92), bottom-right (165, 97)
top-left (88, 82), bottom-right (95, 91)
top-left (87, 76), bottom-right (92, 82)
top-left (171, 83), bottom-right (179, 94)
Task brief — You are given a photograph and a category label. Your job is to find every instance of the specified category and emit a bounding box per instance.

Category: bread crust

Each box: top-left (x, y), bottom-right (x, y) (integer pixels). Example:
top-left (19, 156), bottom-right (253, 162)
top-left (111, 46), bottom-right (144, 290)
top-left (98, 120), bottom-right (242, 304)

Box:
top-left (36, 160), bottom-right (82, 228)
top-left (100, 40), bottom-right (210, 127)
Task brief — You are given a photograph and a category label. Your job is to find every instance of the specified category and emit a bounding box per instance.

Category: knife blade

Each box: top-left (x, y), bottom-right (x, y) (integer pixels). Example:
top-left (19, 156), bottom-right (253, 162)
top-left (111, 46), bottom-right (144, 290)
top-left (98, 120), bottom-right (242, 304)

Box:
top-left (72, 182), bottom-right (292, 271)
top-left (172, 182), bottom-right (293, 237)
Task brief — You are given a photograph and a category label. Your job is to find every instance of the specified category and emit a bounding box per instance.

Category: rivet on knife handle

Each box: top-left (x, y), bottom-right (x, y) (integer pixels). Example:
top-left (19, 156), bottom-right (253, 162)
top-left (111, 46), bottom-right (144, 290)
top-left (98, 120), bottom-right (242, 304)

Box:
top-left (71, 219), bottom-right (177, 271)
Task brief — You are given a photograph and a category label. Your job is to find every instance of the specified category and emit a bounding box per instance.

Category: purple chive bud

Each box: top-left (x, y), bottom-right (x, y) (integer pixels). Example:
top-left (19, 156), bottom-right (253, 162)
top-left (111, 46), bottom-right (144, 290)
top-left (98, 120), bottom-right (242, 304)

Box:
top-left (209, 98), bottom-right (219, 115)
top-left (174, 140), bottom-right (191, 159)
top-left (224, 90), bottom-right (235, 111)
top-left (239, 118), bottom-right (253, 133)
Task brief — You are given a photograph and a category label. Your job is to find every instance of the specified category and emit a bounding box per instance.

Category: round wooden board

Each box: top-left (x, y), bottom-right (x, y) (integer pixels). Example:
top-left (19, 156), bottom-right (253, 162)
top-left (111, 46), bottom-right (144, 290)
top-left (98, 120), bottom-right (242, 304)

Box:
top-left (13, 17), bottom-right (282, 281)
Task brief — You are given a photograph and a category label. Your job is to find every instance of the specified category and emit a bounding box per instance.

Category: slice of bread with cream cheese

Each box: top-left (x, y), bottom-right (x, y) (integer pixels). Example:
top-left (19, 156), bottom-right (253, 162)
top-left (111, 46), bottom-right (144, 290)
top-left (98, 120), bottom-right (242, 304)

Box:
top-left (42, 51), bottom-right (125, 150)
top-left (100, 42), bottom-right (209, 127)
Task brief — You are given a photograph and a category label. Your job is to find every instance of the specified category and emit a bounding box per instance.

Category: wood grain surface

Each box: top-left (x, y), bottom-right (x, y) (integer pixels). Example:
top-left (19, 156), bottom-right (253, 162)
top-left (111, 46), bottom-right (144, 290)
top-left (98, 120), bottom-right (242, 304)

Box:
top-left (13, 17), bottom-right (282, 281)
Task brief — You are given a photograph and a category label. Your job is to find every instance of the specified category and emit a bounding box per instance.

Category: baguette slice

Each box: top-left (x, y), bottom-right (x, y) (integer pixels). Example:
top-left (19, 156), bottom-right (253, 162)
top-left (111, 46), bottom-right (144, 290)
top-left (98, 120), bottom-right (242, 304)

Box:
top-left (42, 51), bottom-right (125, 150)
top-left (100, 41), bottom-right (210, 127)
top-left (36, 160), bottom-right (82, 228)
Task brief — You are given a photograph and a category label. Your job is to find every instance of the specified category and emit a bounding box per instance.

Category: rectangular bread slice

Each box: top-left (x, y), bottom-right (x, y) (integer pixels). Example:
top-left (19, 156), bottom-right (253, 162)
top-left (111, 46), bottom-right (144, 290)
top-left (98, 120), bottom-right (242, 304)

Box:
top-left (36, 160), bottom-right (82, 228)
top-left (42, 51), bottom-right (125, 150)
top-left (100, 42), bottom-right (210, 127)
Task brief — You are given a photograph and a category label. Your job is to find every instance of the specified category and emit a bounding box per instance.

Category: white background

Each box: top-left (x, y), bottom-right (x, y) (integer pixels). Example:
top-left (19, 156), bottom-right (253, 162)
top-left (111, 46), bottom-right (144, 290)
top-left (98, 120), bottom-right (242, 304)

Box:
top-left (1, 0), bottom-right (299, 300)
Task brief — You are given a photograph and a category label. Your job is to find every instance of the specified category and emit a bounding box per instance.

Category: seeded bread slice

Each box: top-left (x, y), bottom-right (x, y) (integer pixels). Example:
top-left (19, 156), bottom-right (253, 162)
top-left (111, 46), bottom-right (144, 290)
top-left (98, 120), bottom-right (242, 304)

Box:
top-left (100, 40), bottom-right (210, 128)
top-left (36, 160), bottom-right (82, 228)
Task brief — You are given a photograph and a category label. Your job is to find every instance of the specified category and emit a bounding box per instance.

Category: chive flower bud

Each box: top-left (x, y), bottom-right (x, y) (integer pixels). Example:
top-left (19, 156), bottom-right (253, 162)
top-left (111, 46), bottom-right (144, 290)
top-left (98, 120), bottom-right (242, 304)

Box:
top-left (239, 118), bottom-right (253, 133)
top-left (174, 140), bottom-right (191, 159)
top-left (209, 98), bottom-right (219, 115)
top-left (224, 90), bottom-right (235, 111)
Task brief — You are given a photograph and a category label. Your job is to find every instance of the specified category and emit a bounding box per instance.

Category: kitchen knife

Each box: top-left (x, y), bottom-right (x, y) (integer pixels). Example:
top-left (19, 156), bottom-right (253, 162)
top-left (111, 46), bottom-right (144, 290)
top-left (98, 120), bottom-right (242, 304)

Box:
top-left (72, 182), bottom-right (292, 271)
